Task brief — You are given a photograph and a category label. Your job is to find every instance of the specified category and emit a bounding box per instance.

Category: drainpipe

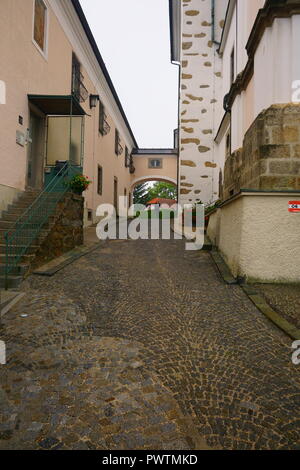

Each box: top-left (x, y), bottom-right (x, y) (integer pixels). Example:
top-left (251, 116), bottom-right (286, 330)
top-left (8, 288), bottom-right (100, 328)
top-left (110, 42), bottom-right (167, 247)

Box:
top-left (211, 0), bottom-right (220, 46)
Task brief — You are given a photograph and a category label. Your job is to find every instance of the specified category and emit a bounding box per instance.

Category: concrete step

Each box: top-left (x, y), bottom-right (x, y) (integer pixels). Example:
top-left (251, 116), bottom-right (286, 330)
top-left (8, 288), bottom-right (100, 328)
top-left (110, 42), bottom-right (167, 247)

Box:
top-left (4, 205), bottom-right (57, 217)
top-left (0, 212), bottom-right (55, 222)
top-left (0, 275), bottom-right (23, 289)
top-left (0, 264), bottom-right (29, 276)
top-left (0, 244), bottom-right (39, 254)
top-left (0, 229), bottom-right (49, 242)
top-left (0, 253), bottom-right (35, 263)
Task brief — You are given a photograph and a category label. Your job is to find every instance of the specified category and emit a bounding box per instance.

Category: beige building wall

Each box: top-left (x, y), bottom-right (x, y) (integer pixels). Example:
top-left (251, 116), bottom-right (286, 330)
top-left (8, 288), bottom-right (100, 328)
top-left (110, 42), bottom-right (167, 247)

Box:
top-left (131, 153), bottom-right (178, 190)
top-left (0, 0), bottom-right (137, 225)
top-left (208, 193), bottom-right (300, 283)
top-left (0, 0), bottom-right (72, 191)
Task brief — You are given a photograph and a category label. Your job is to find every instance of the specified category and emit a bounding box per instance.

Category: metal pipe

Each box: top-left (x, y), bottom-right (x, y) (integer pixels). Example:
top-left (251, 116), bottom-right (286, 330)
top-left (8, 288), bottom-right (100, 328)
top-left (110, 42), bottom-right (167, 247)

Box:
top-left (212, 0), bottom-right (221, 46)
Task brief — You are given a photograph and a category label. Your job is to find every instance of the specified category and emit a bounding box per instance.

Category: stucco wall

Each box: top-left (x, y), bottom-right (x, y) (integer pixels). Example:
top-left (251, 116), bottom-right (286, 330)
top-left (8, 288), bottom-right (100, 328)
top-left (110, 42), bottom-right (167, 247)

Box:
top-left (0, 0), bottom-right (136, 227)
top-left (206, 208), bottom-right (221, 247)
top-left (216, 193), bottom-right (300, 283)
top-left (131, 154), bottom-right (178, 189)
top-left (0, 184), bottom-right (23, 216)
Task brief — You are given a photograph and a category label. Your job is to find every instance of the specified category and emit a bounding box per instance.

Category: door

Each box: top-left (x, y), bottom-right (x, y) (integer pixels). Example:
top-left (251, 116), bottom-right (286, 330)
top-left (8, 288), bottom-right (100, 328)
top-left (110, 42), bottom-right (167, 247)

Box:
top-left (27, 112), bottom-right (45, 189)
top-left (114, 177), bottom-right (118, 215)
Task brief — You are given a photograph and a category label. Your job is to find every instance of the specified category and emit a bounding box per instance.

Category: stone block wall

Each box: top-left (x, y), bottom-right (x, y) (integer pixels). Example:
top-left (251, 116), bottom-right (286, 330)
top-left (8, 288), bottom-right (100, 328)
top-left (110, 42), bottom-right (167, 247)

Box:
top-left (223, 104), bottom-right (300, 200)
top-left (33, 193), bottom-right (84, 268)
top-left (179, 0), bottom-right (226, 205)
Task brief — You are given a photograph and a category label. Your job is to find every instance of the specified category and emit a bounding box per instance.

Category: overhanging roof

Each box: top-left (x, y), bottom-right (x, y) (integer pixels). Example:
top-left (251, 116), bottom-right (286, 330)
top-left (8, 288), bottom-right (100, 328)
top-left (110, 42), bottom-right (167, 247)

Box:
top-left (28, 94), bottom-right (86, 116)
top-left (132, 148), bottom-right (177, 155)
top-left (71, 0), bottom-right (138, 147)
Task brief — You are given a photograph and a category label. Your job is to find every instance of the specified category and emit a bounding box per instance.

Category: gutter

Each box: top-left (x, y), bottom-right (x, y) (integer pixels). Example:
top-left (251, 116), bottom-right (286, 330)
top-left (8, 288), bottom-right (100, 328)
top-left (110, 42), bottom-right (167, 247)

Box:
top-left (71, 0), bottom-right (138, 148)
top-left (211, 0), bottom-right (220, 46)
top-left (218, 0), bottom-right (236, 54)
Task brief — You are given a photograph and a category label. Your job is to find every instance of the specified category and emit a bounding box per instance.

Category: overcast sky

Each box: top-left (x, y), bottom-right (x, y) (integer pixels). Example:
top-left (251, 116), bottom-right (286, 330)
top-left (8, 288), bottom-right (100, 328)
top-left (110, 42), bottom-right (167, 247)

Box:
top-left (79, 0), bottom-right (179, 148)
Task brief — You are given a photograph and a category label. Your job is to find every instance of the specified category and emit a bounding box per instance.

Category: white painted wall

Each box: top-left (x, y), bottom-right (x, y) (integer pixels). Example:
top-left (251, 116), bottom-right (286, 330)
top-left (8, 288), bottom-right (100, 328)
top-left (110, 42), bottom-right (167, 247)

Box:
top-left (254, 16), bottom-right (300, 119)
top-left (213, 193), bottom-right (300, 282)
top-left (179, 0), bottom-right (227, 205)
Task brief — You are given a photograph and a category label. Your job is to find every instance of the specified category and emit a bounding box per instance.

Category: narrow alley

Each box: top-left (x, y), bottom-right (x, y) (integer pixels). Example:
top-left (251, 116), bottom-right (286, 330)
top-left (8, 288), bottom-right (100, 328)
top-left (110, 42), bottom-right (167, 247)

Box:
top-left (0, 237), bottom-right (299, 450)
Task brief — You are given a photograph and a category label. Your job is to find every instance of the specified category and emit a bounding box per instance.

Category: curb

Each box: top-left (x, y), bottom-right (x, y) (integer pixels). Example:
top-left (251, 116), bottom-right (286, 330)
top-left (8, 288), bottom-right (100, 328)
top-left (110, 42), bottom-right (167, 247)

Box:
top-left (0, 292), bottom-right (25, 318)
top-left (33, 243), bottom-right (101, 277)
top-left (210, 248), bottom-right (300, 341)
top-left (210, 251), bottom-right (237, 285)
top-left (242, 285), bottom-right (300, 341)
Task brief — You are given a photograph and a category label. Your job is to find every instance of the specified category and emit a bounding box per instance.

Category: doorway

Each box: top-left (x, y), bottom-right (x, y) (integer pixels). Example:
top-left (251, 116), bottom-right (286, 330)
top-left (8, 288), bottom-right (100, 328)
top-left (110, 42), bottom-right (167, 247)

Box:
top-left (27, 111), bottom-right (45, 189)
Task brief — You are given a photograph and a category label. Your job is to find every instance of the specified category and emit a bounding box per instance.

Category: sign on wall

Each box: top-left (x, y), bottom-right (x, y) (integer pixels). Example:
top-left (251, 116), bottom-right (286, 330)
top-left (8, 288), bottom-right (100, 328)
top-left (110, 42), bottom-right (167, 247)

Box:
top-left (288, 201), bottom-right (300, 213)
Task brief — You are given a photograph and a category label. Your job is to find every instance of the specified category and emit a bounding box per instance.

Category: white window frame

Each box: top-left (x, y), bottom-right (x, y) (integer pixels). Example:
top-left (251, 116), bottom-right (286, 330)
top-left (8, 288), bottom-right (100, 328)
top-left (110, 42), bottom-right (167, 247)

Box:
top-left (32, 0), bottom-right (49, 60)
top-left (148, 158), bottom-right (163, 169)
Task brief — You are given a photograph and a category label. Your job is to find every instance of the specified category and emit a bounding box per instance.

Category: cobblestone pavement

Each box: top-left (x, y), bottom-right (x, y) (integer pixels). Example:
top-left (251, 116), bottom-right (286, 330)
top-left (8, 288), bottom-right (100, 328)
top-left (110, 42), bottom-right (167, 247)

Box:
top-left (254, 283), bottom-right (300, 330)
top-left (1, 237), bottom-right (300, 450)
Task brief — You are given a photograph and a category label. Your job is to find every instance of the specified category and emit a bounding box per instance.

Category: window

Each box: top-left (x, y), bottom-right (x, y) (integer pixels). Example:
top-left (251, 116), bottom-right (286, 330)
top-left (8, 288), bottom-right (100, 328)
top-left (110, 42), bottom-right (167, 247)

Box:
top-left (97, 165), bottom-right (103, 195)
top-left (115, 129), bottom-right (123, 156)
top-left (230, 47), bottom-right (235, 86)
top-left (87, 210), bottom-right (92, 221)
top-left (33, 0), bottom-right (47, 53)
top-left (71, 53), bottom-right (88, 103)
top-left (148, 158), bottom-right (163, 169)
top-left (99, 101), bottom-right (105, 135)
top-left (125, 147), bottom-right (130, 167)
top-left (225, 130), bottom-right (231, 159)
top-left (99, 101), bottom-right (110, 136)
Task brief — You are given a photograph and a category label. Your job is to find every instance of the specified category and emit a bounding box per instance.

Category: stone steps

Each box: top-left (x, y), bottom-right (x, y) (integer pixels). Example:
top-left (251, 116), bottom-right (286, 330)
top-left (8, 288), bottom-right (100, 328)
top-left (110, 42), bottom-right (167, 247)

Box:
top-left (0, 244), bottom-right (39, 254)
top-left (0, 275), bottom-right (24, 289)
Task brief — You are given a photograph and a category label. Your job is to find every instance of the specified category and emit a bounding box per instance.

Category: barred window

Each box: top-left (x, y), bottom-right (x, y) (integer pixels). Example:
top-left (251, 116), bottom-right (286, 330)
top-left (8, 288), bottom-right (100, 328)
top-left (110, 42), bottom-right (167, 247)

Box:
top-left (97, 165), bottom-right (103, 195)
top-left (125, 147), bottom-right (130, 167)
top-left (115, 129), bottom-right (123, 155)
top-left (99, 100), bottom-right (105, 135)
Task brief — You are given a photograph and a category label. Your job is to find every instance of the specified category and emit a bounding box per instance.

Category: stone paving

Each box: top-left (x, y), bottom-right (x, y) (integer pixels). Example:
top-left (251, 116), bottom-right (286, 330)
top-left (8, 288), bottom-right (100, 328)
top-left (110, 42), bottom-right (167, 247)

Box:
top-left (0, 237), bottom-right (300, 449)
top-left (254, 283), bottom-right (300, 330)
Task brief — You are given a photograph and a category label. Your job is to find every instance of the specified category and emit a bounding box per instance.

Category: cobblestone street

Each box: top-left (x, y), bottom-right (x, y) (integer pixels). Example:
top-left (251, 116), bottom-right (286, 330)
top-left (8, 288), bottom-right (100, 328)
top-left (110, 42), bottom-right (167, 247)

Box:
top-left (1, 237), bottom-right (300, 450)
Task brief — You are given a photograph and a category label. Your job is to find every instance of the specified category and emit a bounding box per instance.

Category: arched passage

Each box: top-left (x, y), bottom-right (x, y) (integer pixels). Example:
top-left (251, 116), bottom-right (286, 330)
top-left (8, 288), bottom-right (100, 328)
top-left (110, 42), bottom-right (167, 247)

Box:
top-left (130, 149), bottom-right (178, 205)
top-left (131, 175), bottom-right (177, 189)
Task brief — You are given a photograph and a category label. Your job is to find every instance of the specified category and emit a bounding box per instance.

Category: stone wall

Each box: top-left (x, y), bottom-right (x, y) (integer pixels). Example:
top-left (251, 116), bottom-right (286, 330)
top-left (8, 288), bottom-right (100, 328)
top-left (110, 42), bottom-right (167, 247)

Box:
top-left (178, 0), bottom-right (226, 205)
top-left (223, 104), bottom-right (300, 200)
top-left (33, 193), bottom-right (84, 268)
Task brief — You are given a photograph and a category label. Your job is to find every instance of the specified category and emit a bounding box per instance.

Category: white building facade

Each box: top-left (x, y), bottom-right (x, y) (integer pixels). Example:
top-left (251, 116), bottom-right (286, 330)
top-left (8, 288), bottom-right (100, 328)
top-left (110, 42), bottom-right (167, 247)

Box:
top-left (170, 0), bottom-right (300, 282)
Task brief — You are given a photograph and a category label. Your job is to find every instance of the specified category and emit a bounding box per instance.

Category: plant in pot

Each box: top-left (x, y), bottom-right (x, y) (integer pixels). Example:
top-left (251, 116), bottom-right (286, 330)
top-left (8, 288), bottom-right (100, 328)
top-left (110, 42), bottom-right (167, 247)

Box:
top-left (68, 174), bottom-right (92, 195)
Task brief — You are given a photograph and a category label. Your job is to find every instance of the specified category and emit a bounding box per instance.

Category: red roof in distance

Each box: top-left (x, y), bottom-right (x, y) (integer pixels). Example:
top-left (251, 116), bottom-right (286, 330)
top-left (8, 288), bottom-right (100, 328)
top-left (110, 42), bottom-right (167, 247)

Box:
top-left (146, 198), bottom-right (177, 207)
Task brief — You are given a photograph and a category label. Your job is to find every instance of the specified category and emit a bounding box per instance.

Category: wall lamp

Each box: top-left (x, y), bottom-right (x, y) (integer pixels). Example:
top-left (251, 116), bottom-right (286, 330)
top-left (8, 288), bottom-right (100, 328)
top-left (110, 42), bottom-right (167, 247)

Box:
top-left (89, 94), bottom-right (100, 109)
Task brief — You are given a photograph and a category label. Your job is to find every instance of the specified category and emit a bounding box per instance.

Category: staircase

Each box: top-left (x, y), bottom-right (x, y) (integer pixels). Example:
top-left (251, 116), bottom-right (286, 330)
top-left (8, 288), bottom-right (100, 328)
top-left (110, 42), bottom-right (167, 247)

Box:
top-left (0, 162), bottom-right (82, 289)
top-left (0, 190), bottom-right (46, 288)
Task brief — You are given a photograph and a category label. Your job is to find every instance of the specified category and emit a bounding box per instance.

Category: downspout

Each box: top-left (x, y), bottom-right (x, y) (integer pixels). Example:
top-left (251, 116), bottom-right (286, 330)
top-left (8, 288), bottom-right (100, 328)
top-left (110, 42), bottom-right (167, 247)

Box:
top-left (211, 0), bottom-right (220, 46)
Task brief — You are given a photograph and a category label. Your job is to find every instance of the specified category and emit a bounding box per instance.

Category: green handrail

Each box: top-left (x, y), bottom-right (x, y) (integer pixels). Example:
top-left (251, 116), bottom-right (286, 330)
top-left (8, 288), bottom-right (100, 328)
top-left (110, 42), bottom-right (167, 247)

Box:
top-left (4, 161), bottom-right (81, 289)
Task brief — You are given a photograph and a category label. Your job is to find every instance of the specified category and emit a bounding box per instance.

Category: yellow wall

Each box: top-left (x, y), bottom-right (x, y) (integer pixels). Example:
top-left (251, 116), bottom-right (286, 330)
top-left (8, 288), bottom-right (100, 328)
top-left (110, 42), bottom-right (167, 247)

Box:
top-left (0, 0), bottom-right (137, 225)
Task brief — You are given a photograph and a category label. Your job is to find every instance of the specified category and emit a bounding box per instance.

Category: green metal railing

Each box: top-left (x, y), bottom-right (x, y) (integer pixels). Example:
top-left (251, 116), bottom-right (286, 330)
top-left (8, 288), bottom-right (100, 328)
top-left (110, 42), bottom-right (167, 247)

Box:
top-left (4, 162), bottom-right (81, 289)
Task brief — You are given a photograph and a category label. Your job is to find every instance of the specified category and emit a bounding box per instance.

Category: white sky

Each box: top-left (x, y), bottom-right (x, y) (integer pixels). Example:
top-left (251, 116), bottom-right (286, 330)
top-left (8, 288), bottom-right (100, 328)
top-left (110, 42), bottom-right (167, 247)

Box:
top-left (79, 0), bottom-right (179, 148)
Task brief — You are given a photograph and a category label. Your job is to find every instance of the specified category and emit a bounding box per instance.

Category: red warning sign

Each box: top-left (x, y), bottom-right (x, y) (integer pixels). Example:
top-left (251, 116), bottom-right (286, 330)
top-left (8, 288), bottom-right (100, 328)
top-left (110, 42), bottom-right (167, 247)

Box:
top-left (289, 201), bottom-right (300, 213)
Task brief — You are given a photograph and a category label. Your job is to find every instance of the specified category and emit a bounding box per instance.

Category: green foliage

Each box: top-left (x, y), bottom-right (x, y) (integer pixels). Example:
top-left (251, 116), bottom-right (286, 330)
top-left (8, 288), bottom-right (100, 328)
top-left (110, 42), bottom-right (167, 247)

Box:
top-left (68, 174), bottom-right (92, 194)
top-left (133, 183), bottom-right (149, 206)
top-left (205, 200), bottom-right (221, 214)
top-left (134, 181), bottom-right (177, 206)
top-left (147, 182), bottom-right (177, 201)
